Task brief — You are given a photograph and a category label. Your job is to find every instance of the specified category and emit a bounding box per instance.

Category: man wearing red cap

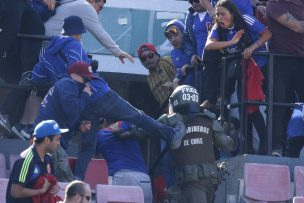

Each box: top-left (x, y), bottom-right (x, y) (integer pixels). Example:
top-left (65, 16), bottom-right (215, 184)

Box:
top-left (31, 61), bottom-right (185, 181)
top-left (138, 43), bottom-right (176, 114)
top-left (64, 62), bottom-right (186, 180)
top-left (1, 15), bottom-right (92, 141)
top-left (33, 63), bottom-right (93, 182)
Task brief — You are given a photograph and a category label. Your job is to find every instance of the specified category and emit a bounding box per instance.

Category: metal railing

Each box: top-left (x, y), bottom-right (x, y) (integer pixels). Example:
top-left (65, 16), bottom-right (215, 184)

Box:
top-left (4, 33), bottom-right (301, 164)
top-left (0, 34), bottom-right (52, 90)
top-left (222, 52), bottom-right (300, 155)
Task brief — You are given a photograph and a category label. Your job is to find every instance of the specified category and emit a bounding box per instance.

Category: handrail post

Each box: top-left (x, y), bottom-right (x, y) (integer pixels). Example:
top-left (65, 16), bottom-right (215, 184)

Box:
top-left (219, 58), bottom-right (227, 123)
top-left (266, 54), bottom-right (274, 155)
top-left (241, 59), bottom-right (248, 154)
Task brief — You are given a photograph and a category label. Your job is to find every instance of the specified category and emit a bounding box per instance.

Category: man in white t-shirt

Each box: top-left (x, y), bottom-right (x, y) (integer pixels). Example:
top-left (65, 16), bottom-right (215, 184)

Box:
top-left (44, 0), bottom-right (134, 64)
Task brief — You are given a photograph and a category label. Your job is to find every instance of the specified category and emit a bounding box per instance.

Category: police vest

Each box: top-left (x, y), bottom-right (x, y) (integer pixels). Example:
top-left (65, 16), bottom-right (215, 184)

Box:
top-left (170, 115), bottom-right (215, 167)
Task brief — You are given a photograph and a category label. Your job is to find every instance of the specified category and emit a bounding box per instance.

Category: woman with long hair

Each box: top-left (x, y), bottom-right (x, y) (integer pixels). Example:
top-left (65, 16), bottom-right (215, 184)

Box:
top-left (205, 0), bottom-right (272, 154)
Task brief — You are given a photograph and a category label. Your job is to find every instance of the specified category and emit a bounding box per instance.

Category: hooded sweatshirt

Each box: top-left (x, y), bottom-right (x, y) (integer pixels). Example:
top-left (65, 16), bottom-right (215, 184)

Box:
top-left (32, 35), bottom-right (91, 86)
top-left (35, 77), bottom-right (90, 149)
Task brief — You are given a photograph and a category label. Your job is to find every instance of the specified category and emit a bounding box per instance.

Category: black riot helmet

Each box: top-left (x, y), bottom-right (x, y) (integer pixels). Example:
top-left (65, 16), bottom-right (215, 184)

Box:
top-left (169, 85), bottom-right (200, 114)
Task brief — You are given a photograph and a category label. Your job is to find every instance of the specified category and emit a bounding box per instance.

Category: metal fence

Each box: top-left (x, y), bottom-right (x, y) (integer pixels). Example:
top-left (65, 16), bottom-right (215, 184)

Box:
top-left (222, 52), bottom-right (300, 155)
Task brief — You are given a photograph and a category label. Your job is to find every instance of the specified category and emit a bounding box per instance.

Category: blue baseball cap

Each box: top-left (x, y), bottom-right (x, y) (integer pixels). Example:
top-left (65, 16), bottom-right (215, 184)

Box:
top-left (62, 16), bottom-right (87, 35)
top-left (34, 120), bottom-right (69, 139)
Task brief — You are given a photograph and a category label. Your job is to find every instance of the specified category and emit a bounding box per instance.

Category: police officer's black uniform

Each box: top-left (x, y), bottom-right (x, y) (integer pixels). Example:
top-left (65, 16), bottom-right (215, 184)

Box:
top-left (159, 85), bottom-right (233, 203)
top-left (6, 146), bottom-right (55, 203)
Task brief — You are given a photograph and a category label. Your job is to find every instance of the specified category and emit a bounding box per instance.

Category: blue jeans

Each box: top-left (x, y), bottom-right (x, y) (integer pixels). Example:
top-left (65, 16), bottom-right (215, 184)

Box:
top-left (74, 90), bottom-right (175, 179)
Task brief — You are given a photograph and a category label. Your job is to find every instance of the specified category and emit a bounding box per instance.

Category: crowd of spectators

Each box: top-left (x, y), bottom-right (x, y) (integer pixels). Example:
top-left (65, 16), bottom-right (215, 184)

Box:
top-left (1, 0), bottom-right (304, 202)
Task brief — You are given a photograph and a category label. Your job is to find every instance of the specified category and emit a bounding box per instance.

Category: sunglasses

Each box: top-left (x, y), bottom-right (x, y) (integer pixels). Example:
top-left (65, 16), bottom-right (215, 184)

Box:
top-left (81, 195), bottom-right (91, 201)
top-left (188, 0), bottom-right (200, 4)
top-left (164, 28), bottom-right (179, 39)
top-left (140, 53), bottom-right (155, 62)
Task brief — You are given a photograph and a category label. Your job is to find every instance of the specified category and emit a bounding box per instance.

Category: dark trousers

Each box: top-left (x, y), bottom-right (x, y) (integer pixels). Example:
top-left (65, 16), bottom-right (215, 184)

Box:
top-left (166, 179), bottom-right (217, 203)
top-left (74, 90), bottom-right (176, 179)
top-left (285, 136), bottom-right (304, 158)
top-left (246, 111), bottom-right (267, 154)
top-left (272, 57), bottom-right (304, 151)
top-left (202, 50), bottom-right (222, 104)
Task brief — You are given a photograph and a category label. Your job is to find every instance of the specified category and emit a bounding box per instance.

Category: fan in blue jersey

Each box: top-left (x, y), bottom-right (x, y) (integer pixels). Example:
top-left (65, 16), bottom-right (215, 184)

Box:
top-left (96, 120), bottom-right (152, 203)
top-left (285, 104), bottom-right (304, 158)
top-left (208, 13), bottom-right (268, 68)
top-left (201, 0), bottom-right (266, 17)
top-left (185, 0), bottom-right (212, 58)
top-left (205, 0), bottom-right (272, 154)
top-left (164, 19), bottom-right (198, 88)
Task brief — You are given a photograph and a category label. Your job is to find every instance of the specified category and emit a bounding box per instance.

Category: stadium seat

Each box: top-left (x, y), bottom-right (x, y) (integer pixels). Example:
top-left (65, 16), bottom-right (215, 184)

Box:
top-left (9, 154), bottom-right (20, 172)
top-left (57, 181), bottom-right (69, 200)
top-left (241, 163), bottom-right (291, 202)
top-left (0, 153), bottom-right (6, 178)
top-left (95, 184), bottom-right (144, 203)
top-left (68, 157), bottom-right (108, 189)
top-left (0, 178), bottom-right (8, 202)
top-left (84, 159), bottom-right (108, 189)
top-left (68, 157), bottom-right (77, 171)
top-left (295, 166), bottom-right (304, 196)
top-left (294, 197), bottom-right (304, 203)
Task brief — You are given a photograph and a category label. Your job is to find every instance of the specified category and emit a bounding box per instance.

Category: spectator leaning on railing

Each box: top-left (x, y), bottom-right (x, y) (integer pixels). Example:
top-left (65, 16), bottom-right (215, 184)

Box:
top-left (266, 0), bottom-right (304, 154)
top-left (204, 0), bottom-right (271, 154)
top-left (164, 19), bottom-right (199, 88)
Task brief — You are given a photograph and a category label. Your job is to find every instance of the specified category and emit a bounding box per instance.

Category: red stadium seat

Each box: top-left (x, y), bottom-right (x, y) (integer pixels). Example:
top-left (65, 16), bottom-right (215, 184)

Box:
top-left (0, 178), bottom-right (8, 202)
top-left (68, 157), bottom-right (77, 171)
top-left (68, 157), bottom-right (108, 189)
top-left (84, 159), bottom-right (108, 189)
top-left (95, 184), bottom-right (144, 203)
top-left (242, 163), bottom-right (290, 202)
top-left (295, 166), bottom-right (304, 197)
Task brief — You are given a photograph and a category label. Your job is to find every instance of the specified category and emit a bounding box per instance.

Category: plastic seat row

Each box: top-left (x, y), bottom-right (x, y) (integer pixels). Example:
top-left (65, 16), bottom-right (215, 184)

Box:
top-left (240, 163), bottom-right (304, 203)
top-left (0, 154), bottom-right (109, 190)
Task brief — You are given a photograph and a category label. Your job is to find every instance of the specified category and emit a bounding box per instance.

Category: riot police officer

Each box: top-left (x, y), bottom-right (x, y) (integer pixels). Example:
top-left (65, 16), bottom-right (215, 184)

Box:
top-left (159, 85), bottom-right (233, 203)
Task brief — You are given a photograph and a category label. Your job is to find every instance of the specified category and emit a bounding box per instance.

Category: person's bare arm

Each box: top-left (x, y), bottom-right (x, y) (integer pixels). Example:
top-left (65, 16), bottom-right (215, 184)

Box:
top-left (205, 30), bottom-right (245, 50)
top-left (199, 0), bottom-right (215, 17)
top-left (275, 12), bottom-right (304, 33)
top-left (243, 28), bottom-right (272, 59)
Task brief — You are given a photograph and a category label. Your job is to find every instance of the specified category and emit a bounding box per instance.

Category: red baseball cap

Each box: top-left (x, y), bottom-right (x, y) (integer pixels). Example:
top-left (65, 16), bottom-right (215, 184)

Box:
top-left (137, 43), bottom-right (157, 58)
top-left (68, 62), bottom-right (96, 79)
